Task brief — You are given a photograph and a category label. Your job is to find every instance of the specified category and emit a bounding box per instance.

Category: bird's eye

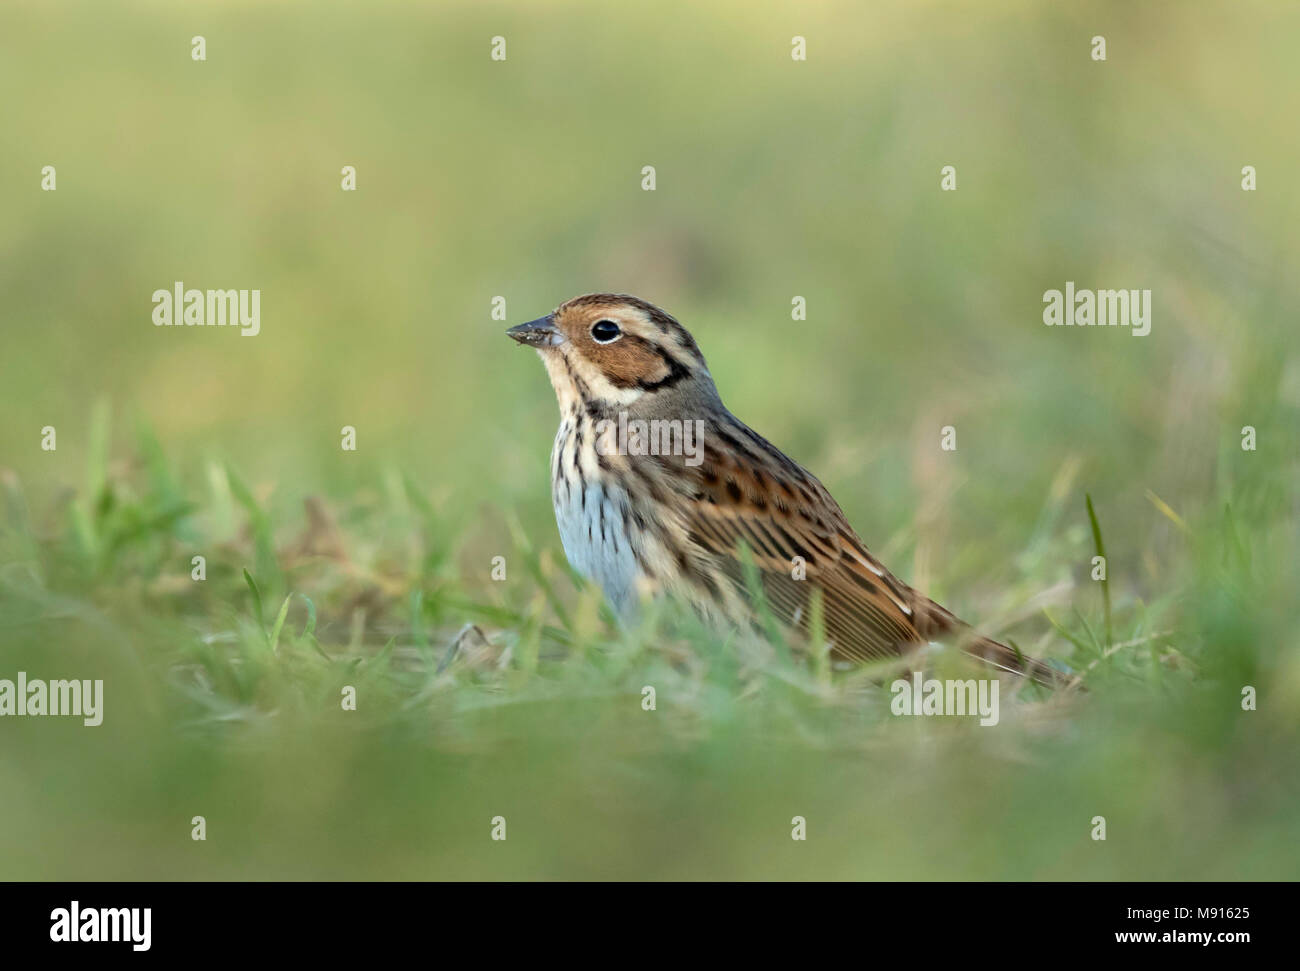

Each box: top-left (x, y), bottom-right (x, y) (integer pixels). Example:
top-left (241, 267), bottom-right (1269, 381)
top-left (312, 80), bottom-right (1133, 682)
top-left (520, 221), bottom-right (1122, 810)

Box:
top-left (590, 319), bottom-right (622, 344)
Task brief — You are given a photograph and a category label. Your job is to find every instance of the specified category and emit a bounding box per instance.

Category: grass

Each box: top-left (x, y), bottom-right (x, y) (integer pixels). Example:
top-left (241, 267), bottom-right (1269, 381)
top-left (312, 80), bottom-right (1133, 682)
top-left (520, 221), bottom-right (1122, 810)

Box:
top-left (2, 404), bottom-right (1297, 880)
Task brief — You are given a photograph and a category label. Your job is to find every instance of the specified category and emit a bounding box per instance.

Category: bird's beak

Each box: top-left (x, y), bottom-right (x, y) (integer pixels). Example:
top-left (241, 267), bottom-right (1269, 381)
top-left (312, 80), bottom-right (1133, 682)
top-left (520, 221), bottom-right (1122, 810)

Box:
top-left (506, 315), bottom-right (563, 347)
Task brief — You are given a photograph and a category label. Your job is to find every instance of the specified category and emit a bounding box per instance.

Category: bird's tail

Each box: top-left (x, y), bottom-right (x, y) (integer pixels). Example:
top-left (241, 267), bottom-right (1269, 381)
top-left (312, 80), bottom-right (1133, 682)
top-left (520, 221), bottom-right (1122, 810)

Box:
top-left (959, 631), bottom-right (1068, 689)
top-left (911, 594), bottom-right (1071, 689)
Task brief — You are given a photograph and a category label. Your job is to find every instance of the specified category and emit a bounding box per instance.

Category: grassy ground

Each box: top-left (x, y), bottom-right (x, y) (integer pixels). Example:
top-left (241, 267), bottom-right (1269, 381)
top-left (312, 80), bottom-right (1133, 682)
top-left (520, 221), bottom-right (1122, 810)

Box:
top-left (3, 404), bottom-right (1297, 880)
top-left (1, 0), bottom-right (1298, 879)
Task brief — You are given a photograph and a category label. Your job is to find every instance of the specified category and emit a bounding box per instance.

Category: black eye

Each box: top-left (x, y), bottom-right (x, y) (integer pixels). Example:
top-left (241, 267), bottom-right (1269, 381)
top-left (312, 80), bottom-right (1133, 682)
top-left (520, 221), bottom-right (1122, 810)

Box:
top-left (590, 319), bottom-right (622, 343)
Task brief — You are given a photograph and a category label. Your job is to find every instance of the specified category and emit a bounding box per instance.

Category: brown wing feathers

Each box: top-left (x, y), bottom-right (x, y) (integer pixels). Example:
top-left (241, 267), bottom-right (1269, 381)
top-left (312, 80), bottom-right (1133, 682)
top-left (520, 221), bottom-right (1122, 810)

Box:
top-left (678, 420), bottom-right (921, 661)
top-left (676, 416), bottom-right (1059, 682)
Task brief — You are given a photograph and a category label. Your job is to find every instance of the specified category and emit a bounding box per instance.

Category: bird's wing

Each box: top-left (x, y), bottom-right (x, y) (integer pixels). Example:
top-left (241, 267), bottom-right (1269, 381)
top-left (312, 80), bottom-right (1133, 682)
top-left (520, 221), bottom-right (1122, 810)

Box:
top-left (673, 421), bottom-right (929, 662)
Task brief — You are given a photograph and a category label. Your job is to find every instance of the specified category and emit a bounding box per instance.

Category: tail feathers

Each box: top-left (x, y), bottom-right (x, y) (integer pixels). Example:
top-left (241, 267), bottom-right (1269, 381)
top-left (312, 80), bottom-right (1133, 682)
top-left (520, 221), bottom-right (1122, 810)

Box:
top-left (910, 594), bottom-right (1071, 689)
top-left (960, 632), bottom-right (1069, 689)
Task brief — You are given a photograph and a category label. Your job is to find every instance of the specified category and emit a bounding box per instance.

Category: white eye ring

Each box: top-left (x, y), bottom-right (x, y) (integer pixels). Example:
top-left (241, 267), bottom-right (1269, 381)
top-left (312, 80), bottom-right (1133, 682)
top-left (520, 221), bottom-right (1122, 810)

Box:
top-left (590, 319), bottom-right (622, 344)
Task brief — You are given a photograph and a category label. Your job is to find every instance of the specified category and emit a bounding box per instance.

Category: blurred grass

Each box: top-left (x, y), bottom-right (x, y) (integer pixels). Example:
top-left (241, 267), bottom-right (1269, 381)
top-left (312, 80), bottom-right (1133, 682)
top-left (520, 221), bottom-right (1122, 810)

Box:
top-left (1, 0), bottom-right (1298, 879)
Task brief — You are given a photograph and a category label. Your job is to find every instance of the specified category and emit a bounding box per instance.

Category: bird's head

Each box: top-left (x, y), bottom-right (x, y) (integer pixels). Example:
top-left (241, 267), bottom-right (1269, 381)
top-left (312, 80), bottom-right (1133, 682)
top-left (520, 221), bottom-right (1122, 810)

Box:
top-left (507, 293), bottom-right (717, 415)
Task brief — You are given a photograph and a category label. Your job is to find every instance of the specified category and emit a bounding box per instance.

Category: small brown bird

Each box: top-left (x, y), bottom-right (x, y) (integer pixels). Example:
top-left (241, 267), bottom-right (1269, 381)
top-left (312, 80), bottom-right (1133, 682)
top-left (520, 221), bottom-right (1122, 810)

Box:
top-left (509, 293), bottom-right (1061, 686)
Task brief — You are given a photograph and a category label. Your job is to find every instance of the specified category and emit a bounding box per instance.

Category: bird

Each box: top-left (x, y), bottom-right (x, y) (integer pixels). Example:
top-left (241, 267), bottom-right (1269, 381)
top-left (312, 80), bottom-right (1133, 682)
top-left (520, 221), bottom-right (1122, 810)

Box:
top-left (508, 293), bottom-right (1064, 687)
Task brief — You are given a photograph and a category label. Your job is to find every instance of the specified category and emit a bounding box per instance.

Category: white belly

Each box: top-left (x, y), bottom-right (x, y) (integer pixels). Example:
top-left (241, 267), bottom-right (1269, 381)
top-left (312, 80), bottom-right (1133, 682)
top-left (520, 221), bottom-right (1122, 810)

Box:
top-left (550, 424), bottom-right (641, 617)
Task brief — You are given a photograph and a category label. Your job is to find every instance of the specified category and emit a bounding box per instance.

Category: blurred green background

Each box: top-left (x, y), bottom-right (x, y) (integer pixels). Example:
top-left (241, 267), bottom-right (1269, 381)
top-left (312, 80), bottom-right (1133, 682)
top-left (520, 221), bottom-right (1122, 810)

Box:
top-left (1, 0), bottom-right (1297, 879)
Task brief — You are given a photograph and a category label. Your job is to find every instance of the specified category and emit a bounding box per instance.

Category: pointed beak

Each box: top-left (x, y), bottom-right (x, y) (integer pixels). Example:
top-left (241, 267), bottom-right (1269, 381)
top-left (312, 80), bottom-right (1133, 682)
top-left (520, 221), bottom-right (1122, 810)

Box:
top-left (506, 315), bottom-right (563, 348)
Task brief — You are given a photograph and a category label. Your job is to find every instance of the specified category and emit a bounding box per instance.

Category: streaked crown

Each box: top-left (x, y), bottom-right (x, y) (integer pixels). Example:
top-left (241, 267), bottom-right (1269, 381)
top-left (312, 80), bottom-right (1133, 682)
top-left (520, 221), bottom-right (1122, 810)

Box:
top-left (508, 293), bottom-right (715, 414)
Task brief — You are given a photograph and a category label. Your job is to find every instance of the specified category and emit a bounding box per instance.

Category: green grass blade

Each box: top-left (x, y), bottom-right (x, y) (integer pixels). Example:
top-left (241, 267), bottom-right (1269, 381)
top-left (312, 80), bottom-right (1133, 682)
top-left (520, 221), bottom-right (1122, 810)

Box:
top-left (1085, 493), bottom-right (1112, 648)
top-left (243, 568), bottom-right (265, 630)
top-left (268, 594), bottom-right (292, 654)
